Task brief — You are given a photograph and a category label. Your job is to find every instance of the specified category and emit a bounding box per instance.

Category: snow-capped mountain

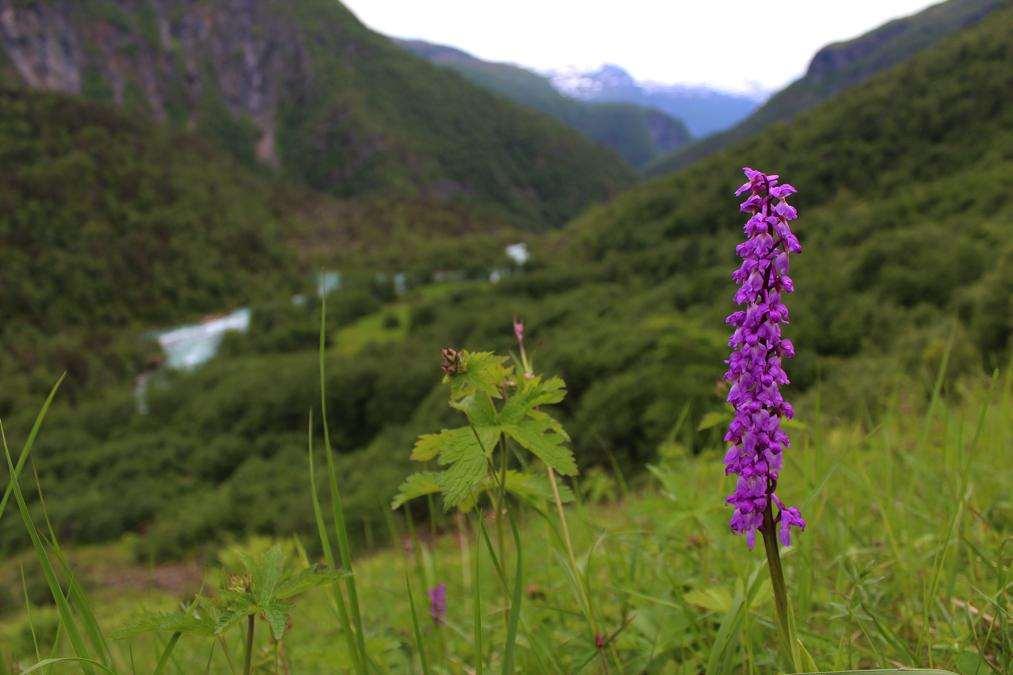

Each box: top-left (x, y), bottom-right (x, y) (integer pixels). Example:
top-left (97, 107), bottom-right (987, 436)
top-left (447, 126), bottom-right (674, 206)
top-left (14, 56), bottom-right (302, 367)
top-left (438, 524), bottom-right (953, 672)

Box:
top-left (548, 64), bottom-right (766, 137)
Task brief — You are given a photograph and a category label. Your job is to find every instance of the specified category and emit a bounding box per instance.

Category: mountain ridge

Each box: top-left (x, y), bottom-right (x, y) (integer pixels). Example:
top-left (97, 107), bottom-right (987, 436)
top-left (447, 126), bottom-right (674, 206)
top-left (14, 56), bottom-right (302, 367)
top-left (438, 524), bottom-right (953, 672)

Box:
top-left (547, 63), bottom-right (763, 136)
top-left (397, 38), bottom-right (692, 168)
top-left (0, 0), bottom-right (633, 229)
top-left (646, 0), bottom-right (1005, 174)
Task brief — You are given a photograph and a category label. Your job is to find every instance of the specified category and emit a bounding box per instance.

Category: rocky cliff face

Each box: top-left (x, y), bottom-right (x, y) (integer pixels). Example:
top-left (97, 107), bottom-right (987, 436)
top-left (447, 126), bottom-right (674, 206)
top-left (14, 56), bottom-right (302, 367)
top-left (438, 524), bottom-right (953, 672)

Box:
top-left (0, 0), bottom-right (308, 165)
top-left (0, 0), bottom-right (633, 229)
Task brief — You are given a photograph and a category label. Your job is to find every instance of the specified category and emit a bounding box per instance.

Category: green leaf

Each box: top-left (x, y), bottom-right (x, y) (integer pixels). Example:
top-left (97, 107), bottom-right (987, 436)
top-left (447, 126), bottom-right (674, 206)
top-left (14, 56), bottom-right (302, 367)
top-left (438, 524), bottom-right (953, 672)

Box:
top-left (452, 394), bottom-right (498, 427)
top-left (411, 426), bottom-right (499, 463)
top-left (446, 351), bottom-right (509, 401)
top-left (438, 446), bottom-right (489, 509)
top-left (251, 545), bottom-right (287, 606)
top-left (499, 375), bottom-right (566, 423)
top-left (263, 601), bottom-right (291, 641)
top-left (19, 658), bottom-right (115, 674)
top-left (391, 472), bottom-right (442, 510)
top-left (113, 609), bottom-right (215, 639)
top-left (503, 417), bottom-right (577, 476)
top-left (214, 601), bottom-right (256, 635)
top-left (274, 567), bottom-right (346, 600)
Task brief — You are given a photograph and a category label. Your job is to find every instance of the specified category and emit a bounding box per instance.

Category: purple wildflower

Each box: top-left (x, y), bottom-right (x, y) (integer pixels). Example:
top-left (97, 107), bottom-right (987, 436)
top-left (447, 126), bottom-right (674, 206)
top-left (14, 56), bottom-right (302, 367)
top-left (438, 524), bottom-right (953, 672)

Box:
top-left (428, 583), bottom-right (447, 624)
top-left (723, 167), bottom-right (806, 549)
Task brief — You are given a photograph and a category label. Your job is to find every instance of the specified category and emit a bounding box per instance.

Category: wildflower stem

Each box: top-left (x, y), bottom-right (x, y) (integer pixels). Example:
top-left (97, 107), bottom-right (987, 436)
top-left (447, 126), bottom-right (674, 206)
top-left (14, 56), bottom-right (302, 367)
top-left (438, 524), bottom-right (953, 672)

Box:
top-left (760, 500), bottom-right (797, 672)
top-left (547, 468), bottom-right (619, 672)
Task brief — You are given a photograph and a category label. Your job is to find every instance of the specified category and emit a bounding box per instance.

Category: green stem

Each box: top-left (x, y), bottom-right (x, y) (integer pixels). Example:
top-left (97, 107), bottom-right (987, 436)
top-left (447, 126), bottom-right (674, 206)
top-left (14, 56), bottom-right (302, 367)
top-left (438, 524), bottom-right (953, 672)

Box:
top-left (319, 298), bottom-right (370, 672)
top-left (760, 500), bottom-right (797, 672)
top-left (153, 632), bottom-right (180, 675)
top-left (472, 515), bottom-right (484, 675)
top-left (243, 614), bottom-right (255, 675)
top-left (547, 468), bottom-right (619, 672)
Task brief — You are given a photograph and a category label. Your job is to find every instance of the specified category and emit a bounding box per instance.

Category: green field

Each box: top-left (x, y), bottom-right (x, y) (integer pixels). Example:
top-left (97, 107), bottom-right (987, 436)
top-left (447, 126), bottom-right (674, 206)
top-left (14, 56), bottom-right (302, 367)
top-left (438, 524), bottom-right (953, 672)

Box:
top-left (0, 352), bottom-right (1008, 673)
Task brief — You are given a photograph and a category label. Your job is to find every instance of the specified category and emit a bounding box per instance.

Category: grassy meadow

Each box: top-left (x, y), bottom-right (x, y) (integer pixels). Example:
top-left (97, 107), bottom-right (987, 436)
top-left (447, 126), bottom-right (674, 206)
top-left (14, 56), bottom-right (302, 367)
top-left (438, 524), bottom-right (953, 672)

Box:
top-left (0, 333), bottom-right (1008, 673)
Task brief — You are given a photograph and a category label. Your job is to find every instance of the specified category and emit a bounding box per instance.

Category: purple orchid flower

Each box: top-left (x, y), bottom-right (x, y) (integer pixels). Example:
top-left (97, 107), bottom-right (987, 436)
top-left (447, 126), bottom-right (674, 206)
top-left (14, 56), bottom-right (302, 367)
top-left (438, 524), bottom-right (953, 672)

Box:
top-left (724, 167), bottom-right (806, 548)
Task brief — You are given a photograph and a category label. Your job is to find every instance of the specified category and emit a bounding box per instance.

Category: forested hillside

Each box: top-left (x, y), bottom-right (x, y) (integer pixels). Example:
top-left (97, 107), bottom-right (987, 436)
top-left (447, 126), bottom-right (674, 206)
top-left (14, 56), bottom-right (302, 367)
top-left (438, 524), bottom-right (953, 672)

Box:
top-left (648, 0), bottom-right (1005, 173)
top-left (0, 0), bottom-right (632, 228)
top-left (399, 39), bottom-right (692, 167)
top-left (5, 5), bottom-right (1008, 560)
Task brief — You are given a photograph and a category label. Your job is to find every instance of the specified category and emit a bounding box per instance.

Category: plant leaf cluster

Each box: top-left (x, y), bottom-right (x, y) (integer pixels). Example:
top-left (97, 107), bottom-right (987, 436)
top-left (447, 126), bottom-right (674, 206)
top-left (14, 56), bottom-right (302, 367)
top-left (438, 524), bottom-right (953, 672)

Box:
top-left (393, 350), bottom-right (577, 511)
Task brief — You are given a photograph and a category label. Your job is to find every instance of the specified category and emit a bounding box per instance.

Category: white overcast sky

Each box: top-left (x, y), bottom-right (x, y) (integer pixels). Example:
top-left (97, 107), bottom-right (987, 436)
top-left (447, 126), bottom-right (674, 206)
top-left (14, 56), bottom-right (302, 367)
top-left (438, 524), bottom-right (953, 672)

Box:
top-left (342, 0), bottom-right (941, 93)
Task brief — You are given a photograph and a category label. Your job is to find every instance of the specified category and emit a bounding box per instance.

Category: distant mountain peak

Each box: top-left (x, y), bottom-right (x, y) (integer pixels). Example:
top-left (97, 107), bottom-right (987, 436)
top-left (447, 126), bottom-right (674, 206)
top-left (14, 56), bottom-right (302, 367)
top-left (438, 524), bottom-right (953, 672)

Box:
top-left (546, 65), bottom-right (762, 137)
top-left (547, 63), bottom-right (638, 98)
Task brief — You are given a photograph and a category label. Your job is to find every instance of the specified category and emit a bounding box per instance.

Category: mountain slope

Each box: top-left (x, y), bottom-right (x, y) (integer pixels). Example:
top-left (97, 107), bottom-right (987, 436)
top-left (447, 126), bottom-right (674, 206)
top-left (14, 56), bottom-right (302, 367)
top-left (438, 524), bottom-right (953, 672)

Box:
top-left (0, 0), bottom-right (632, 229)
top-left (647, 0), bottom-right (1005, 174)
top-left (398, 39), bottom-right (691, 168)
top-left (6, 6), bottom-right (1008, 559)
top-left (569, 3), bottom-right (1011, 371)
top-left (549, 64), bottom-right (763, 137)
top-left (0, 85), bottom-right (301, 408)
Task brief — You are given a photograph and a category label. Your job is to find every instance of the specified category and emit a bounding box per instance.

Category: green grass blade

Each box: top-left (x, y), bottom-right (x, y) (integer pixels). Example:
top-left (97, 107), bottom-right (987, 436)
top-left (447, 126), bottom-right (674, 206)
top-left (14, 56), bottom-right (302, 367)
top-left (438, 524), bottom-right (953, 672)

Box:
top-left (705, 562), bottom-right (765, 675)
top-left (31, 464), bottom-right (113, 668)
top-left (1, 420), bottom-right (94, 675)
top-left (20, 564), bottom-right (42, 662)
top-left (153, 632), bottom-right (182, 675)
top-left (308, 411), bottom-right (360, 672)
top-left (405, 575), bottom-right (432, 675)
top-left (472, 516), bottom-right (484, 675)
top-left (501, 507), bottom-right (524, 674)
top-left (319, 297), bottom-right (370, 672)
top-left (0, 374), bottom-right (64, 522)
top-left (18, 659), bottom-right (114, 674)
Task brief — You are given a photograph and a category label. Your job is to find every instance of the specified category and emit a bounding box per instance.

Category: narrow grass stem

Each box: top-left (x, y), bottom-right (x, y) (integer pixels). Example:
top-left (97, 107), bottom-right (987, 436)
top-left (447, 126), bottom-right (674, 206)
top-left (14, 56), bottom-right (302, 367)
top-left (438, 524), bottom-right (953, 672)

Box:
top-left (242, 615), bottom-right (255, 675)
top-left (760, 500), bottom-right (798, 672)
top-left (153, 632), bottom-right (180, 675)
top-left (319, 297), bottom-right (370, 672)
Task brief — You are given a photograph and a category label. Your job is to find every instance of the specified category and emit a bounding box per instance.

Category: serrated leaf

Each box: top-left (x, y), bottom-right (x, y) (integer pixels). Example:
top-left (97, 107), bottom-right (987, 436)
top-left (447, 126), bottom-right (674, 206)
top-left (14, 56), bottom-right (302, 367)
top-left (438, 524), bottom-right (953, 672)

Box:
top-left (499, 375), bottom-right (566, 423)
top-left (503, 419), bottom-right (577, 476)
top-left (391, 472), bottom-right (442, 509)
top-left (697, 410), bottom-right (731, 431)
top-left (263, 600), bottom-right (291, 641)
top-left (411, 425), bottom-right (500, 462)
top-left (447, 351), bottom-right (509, 401)
top-left (113, 609), bottom-right (215, 638)
top-left (252, 545), bottom-right (286, 606)
top-left (438, 446), bottom-right (489, 508)
top-left (527, 409), bottom-right (570, 441)
top-left (214, 602), bottom-right (255, 635)
top-left (452, 393), bottom-right (498, 426)
top-left (274, 566), bottom-right (346, 600)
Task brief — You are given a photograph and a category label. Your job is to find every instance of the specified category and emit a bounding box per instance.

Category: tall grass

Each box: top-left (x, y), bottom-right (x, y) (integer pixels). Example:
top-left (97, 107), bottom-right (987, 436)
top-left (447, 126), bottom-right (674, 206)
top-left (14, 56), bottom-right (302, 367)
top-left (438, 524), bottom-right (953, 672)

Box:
top-left (1, 349), bottom-right (1008, 672)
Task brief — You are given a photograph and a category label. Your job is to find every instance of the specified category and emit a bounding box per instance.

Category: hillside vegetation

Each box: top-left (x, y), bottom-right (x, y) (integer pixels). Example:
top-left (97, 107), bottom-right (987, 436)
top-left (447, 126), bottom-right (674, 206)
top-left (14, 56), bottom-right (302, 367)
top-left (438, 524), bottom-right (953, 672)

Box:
top-left (648, 0), bottom-right (1005, 174)
top-left (0, 0), bottom-right (632, 228)
top-left (399, 39), bottom-right (692, 168)
top-left (0, 87), bottom-right (296, 409)
top-left (3, 6), bottom-right (1008, 562)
